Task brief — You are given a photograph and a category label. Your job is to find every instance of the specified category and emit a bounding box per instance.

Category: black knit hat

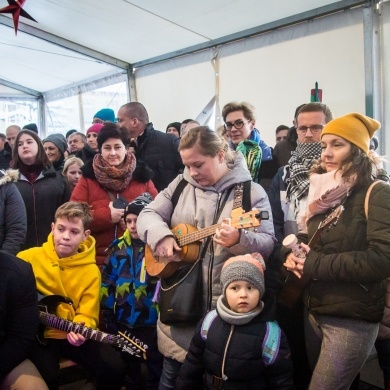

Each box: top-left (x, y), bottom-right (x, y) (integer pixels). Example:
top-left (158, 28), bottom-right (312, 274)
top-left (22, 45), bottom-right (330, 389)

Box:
top-left (124, 193), bottom-right (153, 218)
top-left (166, 122), bottom-right (181, 136)
top-left (23, 123), bottom-right (38, 133)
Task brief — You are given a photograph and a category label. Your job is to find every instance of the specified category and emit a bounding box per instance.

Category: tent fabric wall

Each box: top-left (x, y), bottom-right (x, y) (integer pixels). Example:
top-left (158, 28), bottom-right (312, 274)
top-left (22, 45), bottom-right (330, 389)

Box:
top-left (134, 49), bottom-right (216, 131)
top-left (382, 1), bottom-right (390, 159)
top-left (134, 7), bottom-right (365, 147)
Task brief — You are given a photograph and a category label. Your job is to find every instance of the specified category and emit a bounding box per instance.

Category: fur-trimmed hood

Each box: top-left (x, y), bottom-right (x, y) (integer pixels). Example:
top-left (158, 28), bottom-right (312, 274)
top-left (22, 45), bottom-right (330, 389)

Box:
top-left (0, 169), bottom-right (19, 186)
top-left (81, 157), bottom-right (154, 183)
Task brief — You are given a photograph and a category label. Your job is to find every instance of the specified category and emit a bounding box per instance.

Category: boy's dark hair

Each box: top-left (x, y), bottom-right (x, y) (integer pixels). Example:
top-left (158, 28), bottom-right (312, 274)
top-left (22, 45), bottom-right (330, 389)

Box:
top-left (54, 201), bottom-right (92, 230)
top-left (275, 125), bottom-right (289, 134)
top-left (97, 123), bottom-right (130, 150)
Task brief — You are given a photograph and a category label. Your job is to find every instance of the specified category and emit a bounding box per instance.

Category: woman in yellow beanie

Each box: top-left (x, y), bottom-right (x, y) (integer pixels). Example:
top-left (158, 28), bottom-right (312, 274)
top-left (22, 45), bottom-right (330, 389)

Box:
top-left (281, 113), bottom-right (390, 389)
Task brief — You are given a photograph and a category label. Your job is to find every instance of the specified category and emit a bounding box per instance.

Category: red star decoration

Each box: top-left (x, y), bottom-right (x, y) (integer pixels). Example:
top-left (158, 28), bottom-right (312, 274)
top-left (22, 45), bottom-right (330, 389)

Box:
top-left (0, 0), bottom-right (37, 35)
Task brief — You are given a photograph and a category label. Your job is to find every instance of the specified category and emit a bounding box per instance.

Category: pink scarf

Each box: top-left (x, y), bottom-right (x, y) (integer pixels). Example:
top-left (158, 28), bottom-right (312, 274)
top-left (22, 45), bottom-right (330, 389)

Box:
top-left (302, 170), bottom-right (356, 229)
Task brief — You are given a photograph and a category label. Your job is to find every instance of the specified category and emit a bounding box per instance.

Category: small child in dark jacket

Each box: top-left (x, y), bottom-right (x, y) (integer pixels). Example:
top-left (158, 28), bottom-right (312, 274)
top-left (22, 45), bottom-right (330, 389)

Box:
top-left (176, 253), bottom-right (294, 390)
top-left (101, 193), bottom-right (163, 390)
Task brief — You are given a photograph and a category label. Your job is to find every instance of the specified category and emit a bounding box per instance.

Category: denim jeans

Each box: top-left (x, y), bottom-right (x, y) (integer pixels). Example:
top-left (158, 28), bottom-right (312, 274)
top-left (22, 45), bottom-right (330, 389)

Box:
top-left (305, 310), bottom-right (379, 390)
top-left (158, 357), bottom-right (183, 390)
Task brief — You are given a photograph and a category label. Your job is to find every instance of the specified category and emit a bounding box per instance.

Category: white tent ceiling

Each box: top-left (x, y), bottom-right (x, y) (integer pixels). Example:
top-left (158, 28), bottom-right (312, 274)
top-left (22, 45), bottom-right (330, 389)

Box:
top-left (0, 0), bottom-right (365, 95)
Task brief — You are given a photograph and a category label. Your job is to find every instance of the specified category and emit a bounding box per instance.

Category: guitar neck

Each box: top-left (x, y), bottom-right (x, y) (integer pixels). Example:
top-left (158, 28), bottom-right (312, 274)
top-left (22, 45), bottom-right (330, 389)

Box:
top-left (39, 311), bottom-right (119, 346)
top-left (307, 230), bottom-right (321, 248)
top-left (177, 223), bottom-right (220, 247)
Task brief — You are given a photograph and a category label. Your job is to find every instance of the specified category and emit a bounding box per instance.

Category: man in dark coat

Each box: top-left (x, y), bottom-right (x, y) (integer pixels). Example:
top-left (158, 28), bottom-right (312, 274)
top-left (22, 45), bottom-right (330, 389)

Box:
top-left (117, 102), bottom-right (183, 192)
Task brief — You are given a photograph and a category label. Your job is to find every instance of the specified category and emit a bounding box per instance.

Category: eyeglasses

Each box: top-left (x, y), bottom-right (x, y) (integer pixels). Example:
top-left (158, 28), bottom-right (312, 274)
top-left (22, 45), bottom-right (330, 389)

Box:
top-left (224, 119), bottom-right (250, 131)
top-left (296, 125), bottom-right (324, 134)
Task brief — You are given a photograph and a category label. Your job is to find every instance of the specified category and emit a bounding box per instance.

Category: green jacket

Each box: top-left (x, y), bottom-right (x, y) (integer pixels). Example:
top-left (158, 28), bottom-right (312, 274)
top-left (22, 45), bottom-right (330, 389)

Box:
top-left (288, 181), bottom-right (390, 323)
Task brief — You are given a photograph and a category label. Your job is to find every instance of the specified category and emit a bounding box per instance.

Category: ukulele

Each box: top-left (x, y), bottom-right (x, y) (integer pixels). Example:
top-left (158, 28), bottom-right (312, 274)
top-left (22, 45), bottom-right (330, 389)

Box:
top-left (278, 205), bottom-right (344, 309)
top-left (145, 207), bottom-right (269, 278)
top-left (37, 295), bottom-right (148, 359)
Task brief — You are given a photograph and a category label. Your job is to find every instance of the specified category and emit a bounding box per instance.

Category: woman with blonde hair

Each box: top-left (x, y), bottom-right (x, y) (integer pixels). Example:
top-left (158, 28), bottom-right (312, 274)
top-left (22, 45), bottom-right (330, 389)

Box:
top-left (62, 156), bottom-right (83, 193)
top-left (137, 126), bottom-right (275, 388)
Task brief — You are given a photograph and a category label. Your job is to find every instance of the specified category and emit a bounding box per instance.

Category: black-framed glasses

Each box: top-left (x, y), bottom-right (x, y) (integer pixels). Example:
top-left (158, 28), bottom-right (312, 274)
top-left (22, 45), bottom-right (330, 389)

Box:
top-left (224, 119), bottom-right (250, 131)
top-left (296, 125), bottom-right (324, 134)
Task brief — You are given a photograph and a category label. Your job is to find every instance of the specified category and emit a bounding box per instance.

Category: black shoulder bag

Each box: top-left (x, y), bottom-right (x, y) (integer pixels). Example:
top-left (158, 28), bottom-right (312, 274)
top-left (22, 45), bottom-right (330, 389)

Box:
top-left (159, 181), bottom-right (243, 325)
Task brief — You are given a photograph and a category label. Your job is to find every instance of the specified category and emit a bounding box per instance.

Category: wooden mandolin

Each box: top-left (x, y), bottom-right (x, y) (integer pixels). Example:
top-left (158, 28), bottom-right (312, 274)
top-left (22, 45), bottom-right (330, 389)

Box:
top-left (145, 207), bottom-right (269, 278)
top-left (278, 205), bottom-right (344, 308)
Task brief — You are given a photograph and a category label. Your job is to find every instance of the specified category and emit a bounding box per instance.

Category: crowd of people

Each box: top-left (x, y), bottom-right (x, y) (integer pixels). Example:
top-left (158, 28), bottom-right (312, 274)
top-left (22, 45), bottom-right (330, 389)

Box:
top-left (1, 102), bottom-right (390, 390)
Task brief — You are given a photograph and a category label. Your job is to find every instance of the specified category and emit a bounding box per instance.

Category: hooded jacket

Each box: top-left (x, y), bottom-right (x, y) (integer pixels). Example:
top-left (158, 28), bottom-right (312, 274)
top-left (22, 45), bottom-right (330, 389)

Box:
top-left (0, 169), bottom-right (27, 254)
top-left (101, 230), bottom-right (159, 330)
top-left (137, 152), bottom-right (276, 362)
top-left (71, 159), bottom-right (158, 268)
top-left (17, 233), bottom-right (100, 339)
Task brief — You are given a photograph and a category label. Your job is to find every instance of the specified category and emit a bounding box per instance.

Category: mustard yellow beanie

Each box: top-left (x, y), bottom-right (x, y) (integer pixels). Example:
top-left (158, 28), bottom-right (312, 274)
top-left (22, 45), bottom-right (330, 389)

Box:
top-left (321, 113), bottom-right (381, 153)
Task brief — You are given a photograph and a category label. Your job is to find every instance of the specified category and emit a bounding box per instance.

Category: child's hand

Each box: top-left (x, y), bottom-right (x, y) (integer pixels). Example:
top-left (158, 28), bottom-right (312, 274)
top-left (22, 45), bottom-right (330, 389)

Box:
top-left (67, 331), bottom-right (86, 346)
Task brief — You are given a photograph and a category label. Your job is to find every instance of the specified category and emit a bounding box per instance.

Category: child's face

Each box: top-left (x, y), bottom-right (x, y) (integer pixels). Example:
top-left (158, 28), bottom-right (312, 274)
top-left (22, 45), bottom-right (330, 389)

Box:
top-left (125, 213), bottom-right (139, 239)
top-left (225, 280), bottom-right (260, 313)
top-left (51, 217), bottom-right (90, 258)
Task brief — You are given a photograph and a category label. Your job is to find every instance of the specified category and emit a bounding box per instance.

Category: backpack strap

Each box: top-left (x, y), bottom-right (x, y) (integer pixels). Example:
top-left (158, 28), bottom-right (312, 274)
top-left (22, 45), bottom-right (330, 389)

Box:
top-left (171, 179), bottom-right (188, 210)
top-left (200, 309), bottom-right (218, 340)
top-left (364, 180), bottom-right (381, 218)
top-left (262, 321), bottom-right (281, 366)
top-left (233, 180), bottom-right (252, 212)
top-left (242, 180), bottom-right (252, 212)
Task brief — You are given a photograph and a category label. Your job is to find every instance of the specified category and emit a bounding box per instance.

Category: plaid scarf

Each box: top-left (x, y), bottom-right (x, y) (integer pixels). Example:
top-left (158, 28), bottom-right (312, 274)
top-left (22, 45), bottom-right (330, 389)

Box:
top-left (285, 141), bottom-right (322, 201)
top-left (93, 152), bottom-right (136, 192)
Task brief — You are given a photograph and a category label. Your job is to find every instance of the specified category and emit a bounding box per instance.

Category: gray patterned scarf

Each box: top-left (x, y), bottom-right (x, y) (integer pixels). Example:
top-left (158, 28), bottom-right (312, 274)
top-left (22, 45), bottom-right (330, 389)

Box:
top-left (285, 141), bottom-right (322, 201)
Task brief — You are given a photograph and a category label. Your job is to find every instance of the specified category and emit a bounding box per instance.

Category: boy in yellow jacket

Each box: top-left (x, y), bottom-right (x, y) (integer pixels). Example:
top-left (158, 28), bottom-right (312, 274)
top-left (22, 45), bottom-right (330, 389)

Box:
top-left (17, 202), bottom-right (125, 389)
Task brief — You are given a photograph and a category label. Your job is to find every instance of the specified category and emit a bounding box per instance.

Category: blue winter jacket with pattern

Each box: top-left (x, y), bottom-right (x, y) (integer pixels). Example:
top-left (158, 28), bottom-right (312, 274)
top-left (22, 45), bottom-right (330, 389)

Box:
top-left (101, 230), bottom-right (159, 331)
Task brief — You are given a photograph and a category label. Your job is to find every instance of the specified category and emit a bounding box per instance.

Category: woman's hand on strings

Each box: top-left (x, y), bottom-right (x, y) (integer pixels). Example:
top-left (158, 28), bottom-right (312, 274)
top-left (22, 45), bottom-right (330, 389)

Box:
top-left (213, 221), bottom-right (240, 248)
top-left (154, 236), bottom-right (181, 259)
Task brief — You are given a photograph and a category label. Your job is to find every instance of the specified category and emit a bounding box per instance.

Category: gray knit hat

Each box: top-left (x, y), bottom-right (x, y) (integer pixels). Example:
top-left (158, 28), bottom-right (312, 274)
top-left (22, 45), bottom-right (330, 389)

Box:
top-left (43, 133), bottom-right (67, 155)
top-left (221, 254), bottom-right (265, 297)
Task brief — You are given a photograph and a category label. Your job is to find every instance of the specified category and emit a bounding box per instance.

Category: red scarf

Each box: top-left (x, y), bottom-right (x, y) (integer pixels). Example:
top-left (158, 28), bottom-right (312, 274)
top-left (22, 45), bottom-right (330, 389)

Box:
top-left (93, 152), bottom-right (136, 192)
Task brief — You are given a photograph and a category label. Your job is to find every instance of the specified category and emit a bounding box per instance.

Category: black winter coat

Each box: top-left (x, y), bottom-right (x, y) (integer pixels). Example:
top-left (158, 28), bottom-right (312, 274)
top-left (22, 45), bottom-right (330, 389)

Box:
top-left (176, 300), bottom-right (293, 389)
top-left (0, 253), bottom-right (39, 379)
top-left (15, 166), bottom-right (70, 250)
top-left (0, 170), bottom-right (27, 255)
top-left (282, 181), bottom-right (390, 323)
top-left (134, 123), bottom-right (183, 192)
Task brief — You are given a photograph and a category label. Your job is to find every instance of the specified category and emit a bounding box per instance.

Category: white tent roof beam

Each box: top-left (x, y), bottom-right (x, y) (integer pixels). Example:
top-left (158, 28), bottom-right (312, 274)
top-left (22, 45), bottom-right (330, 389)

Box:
top-left (0, 77), bottom-right (41, 97)
top-left (0, 15), bottom-right (129, 70)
